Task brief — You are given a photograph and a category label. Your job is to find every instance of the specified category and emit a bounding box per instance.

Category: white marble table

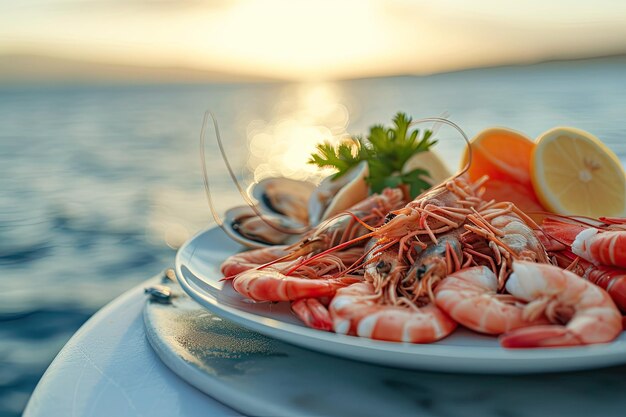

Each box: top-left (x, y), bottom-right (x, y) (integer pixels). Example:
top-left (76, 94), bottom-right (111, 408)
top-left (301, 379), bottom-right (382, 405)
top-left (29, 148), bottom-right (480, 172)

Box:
top-left (25, 272), bottom-right (626, 417)
top-left (24, 275), bottom-right (241, 417)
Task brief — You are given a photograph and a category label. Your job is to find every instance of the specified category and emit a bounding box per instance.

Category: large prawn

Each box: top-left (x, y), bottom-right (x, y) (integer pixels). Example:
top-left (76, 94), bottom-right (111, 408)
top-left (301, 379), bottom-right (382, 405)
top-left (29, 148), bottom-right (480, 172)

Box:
top-left (435, 266), bottom-right (549, 335)
top-left (460, 203), bottom-right (549, 289)
top-left (373, 174), bottom-right (490, 252)
top-left (552, 251), bottom-right (626, 313)
top-left (500, 261), bottom-right (622, 348)
top-left (222, 188), bottom-right (405, 275)
top-left (543, 217), bottom-right (626, 268)
top-left (221, 188), bottom-right (405, 309)
top-left (434, 205), bottom-right (551, 334)
top-left (329, 241), bottom-right (457, 343)
top-left (231, 249), bottom-right (363, 301)
top-left (324, 173), bottom-right (493, 342)
top-left (542, 216), bottom-right (626, 313)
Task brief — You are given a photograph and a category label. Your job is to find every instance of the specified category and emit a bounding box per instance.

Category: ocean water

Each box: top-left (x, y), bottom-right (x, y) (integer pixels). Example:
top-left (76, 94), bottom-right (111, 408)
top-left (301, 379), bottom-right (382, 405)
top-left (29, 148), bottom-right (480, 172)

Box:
top-left (2, 58), bottom-right (626, 416)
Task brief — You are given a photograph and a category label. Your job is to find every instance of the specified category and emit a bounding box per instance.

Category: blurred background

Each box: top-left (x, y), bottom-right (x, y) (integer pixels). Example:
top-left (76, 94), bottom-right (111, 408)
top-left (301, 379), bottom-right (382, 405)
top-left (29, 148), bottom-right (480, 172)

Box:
top-left (1, 1), bottom-right (626, 415)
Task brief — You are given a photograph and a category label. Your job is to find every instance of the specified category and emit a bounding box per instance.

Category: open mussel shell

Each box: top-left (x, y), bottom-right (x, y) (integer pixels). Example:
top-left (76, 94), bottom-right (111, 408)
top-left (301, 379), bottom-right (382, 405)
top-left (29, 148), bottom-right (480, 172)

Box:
top-left (308, 160), bottom-right (369, 226)
top-left (222, 206), bottom-right (303, 249)
top-left (251, 177), bottom-right (315, 226)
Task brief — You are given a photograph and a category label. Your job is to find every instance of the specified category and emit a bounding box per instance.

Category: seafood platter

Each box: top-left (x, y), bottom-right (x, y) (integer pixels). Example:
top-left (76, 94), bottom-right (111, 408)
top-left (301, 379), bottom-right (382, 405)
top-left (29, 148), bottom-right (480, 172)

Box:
top-left (176, 113), bottom-right (626, 372)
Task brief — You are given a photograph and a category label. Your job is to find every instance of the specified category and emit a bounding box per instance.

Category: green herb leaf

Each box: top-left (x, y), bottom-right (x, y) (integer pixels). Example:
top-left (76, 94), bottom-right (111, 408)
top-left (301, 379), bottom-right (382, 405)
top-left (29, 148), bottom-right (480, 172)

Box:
top-left (400, 168), bottom-right (432, 198)
top-left (308, 112), bottom-right (438, 197)
top-left (307, 141), bottom-right (364, 179)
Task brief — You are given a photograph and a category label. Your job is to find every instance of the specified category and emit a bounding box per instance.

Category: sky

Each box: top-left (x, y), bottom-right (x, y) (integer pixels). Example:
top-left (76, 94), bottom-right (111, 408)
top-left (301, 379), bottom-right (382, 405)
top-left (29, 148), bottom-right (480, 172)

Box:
top-left (2, 0), bottom-right (626, 80)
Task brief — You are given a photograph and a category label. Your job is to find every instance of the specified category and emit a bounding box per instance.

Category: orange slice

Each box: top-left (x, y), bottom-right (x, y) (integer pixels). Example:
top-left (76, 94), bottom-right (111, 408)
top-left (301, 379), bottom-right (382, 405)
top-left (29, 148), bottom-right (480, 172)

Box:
top-left (461, 127), bottom-right (535, 186)
top-left (530, 127), bottom-right (626, 217)
top-left (460, 127), bottom-right (544, 214)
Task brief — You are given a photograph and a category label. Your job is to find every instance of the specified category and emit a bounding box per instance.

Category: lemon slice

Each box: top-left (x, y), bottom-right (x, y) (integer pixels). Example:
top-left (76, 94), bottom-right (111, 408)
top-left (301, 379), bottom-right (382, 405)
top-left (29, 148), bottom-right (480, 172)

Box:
top-left (531, 127), bottom-right (626, 217)
top-left (403, 150), bottom-right (452, 185)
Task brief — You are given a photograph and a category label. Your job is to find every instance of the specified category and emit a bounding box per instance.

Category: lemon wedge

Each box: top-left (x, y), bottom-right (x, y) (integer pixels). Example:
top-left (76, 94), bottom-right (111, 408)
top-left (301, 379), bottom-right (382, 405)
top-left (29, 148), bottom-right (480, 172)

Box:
top-left (530, 127), bottom-right (626, 217)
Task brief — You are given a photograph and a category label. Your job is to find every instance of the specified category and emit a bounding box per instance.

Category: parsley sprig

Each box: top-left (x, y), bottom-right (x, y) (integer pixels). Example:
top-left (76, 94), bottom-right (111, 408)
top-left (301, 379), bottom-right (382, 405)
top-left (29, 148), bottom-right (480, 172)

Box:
top-left (308, 112), bottom-right (437, 198)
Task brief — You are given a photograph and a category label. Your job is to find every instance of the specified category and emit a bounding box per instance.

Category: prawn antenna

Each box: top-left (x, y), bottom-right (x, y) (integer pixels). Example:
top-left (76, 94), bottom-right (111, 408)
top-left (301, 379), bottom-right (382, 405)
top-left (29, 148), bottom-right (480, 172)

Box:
top-left (200, 111), bottom-right (226, 230)
top-left (409, 116), bottom-right (472, 178)
top-left (200, 111), bottom-right (308, 235)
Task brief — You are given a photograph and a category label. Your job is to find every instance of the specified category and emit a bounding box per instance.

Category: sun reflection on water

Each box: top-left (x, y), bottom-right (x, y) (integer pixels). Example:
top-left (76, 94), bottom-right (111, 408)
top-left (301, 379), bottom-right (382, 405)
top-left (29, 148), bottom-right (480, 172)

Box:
top-left (247, 83), bottom-right (352, 183)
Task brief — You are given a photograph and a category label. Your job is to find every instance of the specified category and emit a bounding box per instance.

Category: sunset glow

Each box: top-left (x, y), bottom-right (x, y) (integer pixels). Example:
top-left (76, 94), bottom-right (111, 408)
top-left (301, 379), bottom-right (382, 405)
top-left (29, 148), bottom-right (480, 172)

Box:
top-left (2, 0), bottom-right (626, 80)
top-left (247, 83), bottom-right (349, 181)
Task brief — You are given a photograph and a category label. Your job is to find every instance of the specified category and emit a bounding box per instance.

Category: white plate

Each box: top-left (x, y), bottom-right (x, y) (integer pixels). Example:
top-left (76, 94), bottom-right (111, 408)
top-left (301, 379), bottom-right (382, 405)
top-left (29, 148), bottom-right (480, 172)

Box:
top-left (176, 227), bottom-right (626, 374)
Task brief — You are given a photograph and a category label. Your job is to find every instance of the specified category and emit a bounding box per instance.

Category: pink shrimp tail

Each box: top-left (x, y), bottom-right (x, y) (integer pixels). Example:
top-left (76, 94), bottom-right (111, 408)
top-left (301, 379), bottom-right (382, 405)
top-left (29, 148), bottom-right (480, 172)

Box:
top-left (222, 265), bottom-right (247, 277)
top-left (220, 245), bottom-right (292, 277)
top-left (291, 298), bottom-right (333, 331)
top-left (500, 325), bottom-right (582, 348)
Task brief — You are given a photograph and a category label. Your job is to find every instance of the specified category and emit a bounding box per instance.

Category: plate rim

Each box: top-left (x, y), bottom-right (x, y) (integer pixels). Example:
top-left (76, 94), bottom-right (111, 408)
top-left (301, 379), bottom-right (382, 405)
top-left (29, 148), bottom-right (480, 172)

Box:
top-left (175, 226), bottom-right (626, 374)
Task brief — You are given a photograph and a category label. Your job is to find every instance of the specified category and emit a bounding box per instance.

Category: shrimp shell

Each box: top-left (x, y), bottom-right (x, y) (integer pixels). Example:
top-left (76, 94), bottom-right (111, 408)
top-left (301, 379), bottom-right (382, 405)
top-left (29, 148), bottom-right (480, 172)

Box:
top-left (434, 266), bottom-right (548, 335)
top-left (501, 261), bottom-right (622, 347)
top-left (329, 282), bottom-right (457, 343)
top-left (572, 228), bottom-right (626, 269)
top-left (232, 269), bottom-right (361, 302)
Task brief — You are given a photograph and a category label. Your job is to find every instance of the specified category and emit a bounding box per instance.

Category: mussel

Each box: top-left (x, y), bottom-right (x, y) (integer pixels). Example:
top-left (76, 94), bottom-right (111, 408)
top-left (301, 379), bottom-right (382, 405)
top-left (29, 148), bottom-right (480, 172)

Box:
top-left (223, 161), bottom-right (369, 248)
top-left (223, 206), bottom-right (304, 249)
top-left (251, 177), bottom-right (315, 225)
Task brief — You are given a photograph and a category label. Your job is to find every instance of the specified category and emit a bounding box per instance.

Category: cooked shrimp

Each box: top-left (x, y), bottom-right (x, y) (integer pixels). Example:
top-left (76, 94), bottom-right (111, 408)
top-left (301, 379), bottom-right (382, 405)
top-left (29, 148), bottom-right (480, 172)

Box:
top-left (232, 268), bottom-right (361, 302)
top-left (398, 230), bottom-right (464, 305)
top-left (479, 205), bottom-right (548, 263)
top-left (222, 188), bottom-right (404, 305)
top-left (572, 229), bottom-right (626, 268)
top-left (221, 245), bottom-right (291, 277)
top-left (434, 266), bottom-right (547, 334)
top-left (328, 239), bottom-right (457, 343)
top-left (375, 174), bottom-right (488, 245)
top-left (500, 261), bottom-right (622, 348)
top-left (460, 203), bottom-right (549, 290)
top-left (553, 250), bottom-right (626, 313)
top-left (228, 245), bottom-right (364, 302)
top-left (292, 175), bottom-right (487, 287)
top-left (297, 187), bottom-right (405, 253)
top-left (361, 238), bottom-right (410, 306)
top-left (329, 282), bottom-right (457, 343)
top-left (543, 217), bottom-right (626, 268)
